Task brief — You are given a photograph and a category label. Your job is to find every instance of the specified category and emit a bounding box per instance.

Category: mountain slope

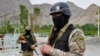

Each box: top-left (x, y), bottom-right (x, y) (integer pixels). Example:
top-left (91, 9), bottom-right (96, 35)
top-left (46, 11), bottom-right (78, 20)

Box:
top-left (0, 0), bottom-right (32, 24)
top-left (73, 4), bottom-right (99, 25)
top-left (0, 0), bottom-right (99, 25)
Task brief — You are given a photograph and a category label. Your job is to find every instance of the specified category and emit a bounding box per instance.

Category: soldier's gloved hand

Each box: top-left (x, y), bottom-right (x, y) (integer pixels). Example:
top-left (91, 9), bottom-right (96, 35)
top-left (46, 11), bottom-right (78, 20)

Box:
top-left (30, 45), bottom-right (35, 50)
top-left (40, 44), bottom-right (52, 55)
top-left (21, 40), bottom-right (27, 44)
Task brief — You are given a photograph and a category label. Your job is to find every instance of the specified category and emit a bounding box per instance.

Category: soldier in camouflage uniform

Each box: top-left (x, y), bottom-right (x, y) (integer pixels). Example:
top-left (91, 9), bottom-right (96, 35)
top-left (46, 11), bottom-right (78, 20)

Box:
top-left (40, 2), bottom-right (85, 56)
top-left (17, 26), bottom-right (37, 56)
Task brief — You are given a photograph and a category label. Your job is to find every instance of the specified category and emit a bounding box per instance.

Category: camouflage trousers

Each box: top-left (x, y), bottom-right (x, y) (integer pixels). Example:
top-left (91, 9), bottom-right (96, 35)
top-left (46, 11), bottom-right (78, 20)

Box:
top-left (22, 51), bottom-right (33, 56)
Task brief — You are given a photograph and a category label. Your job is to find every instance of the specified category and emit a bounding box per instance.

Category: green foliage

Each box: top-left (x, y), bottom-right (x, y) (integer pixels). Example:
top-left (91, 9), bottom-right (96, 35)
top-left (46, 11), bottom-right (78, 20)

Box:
top-left (34, 25), bottom-right (40, 32)
top-left (13, 24), bottom-right (25, 33)
top-left (34, 25), bottom-right (52, 37)
top-left (34, 7), bottom-right (40, 15)
top-left (0, 20), bottom-right (14, 34)
top-left (75, 24), bottom-right (98, 36)
top-left (40, 25), bottom-right (52, 33)
top-left (96, 8), bottom-right (100, 14)
top-left (34, 25), bottom-right (52, 33)
top-left (30, 7), bottom-right (40, 33)
top-left (20, 4), bottom-right (28, 28)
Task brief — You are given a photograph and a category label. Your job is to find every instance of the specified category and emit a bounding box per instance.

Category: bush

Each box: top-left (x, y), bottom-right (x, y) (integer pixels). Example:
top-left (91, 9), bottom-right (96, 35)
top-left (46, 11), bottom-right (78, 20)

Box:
top-left (0, 20), bottom-right (14, 35)
top-left (75, 24), bottom-right (98, 36)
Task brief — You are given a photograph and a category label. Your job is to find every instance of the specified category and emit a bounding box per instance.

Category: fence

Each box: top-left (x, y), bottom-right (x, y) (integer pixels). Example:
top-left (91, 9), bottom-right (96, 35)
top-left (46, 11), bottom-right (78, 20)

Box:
top-left (0, 33), bottom-right (21, 56)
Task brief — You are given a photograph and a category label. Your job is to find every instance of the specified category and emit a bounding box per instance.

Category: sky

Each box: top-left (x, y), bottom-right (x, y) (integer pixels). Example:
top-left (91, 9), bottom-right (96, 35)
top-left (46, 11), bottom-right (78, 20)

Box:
top-left (29, 0), bottom-right (100, 9)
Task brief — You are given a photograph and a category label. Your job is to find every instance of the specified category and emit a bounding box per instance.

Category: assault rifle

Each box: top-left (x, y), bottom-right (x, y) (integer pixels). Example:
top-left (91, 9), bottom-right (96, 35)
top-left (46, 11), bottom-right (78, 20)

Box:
top-left (19, 35), bottom-right (47, 56)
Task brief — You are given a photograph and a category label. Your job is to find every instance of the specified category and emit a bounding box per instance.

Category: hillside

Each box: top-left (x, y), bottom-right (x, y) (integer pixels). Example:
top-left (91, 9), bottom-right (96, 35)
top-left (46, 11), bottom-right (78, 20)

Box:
top-left (0, 0), bottom-right (32, 25)
top-left (73, 4), bottom-right (99, 25)
top-left (0, 0), bottom-right (99, 25)
top-left (32, 2), bottom-right (99, 25)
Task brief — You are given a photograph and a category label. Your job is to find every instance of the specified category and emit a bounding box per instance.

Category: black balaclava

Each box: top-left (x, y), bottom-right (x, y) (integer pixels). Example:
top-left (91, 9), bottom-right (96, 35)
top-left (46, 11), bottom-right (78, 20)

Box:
top-left (52, 13), bottom-right (70, 29)
top-left (25, 29), bottom-right (31, 35)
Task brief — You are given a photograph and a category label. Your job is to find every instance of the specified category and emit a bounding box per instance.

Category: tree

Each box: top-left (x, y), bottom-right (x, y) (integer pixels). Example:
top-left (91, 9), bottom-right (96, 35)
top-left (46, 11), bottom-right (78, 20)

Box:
top-left (96, 8), bottom-right (100, 38)
top-left (0, 19), bottom-right (14, 34)
top-left (30, 7), bottom-right (40, 33)
top-left (19, 4), bottom-right (28, 28)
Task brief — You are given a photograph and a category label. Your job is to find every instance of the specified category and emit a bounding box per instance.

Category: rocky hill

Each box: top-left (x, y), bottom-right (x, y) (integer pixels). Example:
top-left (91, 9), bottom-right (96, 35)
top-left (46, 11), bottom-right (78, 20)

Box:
top-left (0, 0), bottom-right (32, 16)
top-left (32, 2), bottom-right (85, 25)
top-left (32, 2), bottom-right (99, 25)
top-left (0, 0), bottom-right (32, 25)
top-left (0, 0), bottom-right (99, 25)
top-left (72, 4), bottom-right (99, 25)
top-left (32, 3), bottom-right (52, 25)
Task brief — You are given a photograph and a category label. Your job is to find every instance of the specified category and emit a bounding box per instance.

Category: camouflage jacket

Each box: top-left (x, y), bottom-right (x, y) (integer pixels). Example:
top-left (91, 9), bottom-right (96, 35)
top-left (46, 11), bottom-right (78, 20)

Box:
top-left (48, 28), bottom-right (85, 56)
top-left (17, 34), bottom-right (37, 46)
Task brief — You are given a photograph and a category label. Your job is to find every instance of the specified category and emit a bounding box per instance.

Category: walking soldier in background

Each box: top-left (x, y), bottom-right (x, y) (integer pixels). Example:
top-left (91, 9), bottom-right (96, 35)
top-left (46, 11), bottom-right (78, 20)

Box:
top-left (17, 26), bottom-right (37, 56)
top-left (40, 2), bottom-right (85, 56)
